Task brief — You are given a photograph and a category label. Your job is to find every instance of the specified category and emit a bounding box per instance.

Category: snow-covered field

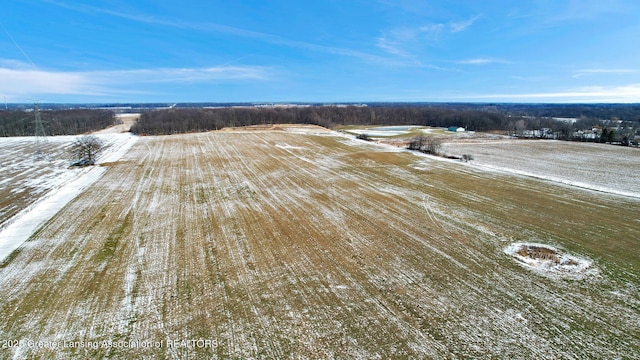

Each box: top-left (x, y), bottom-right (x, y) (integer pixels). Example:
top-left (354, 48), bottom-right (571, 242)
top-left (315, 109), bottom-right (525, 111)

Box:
top-left (0, 136), bottom-right (77, 228)
top-left (0, 130), bottom-right (639, 358)
top-left (441, 140), bottom-right (640, 198)
top-left (0, 134), bottom-right (137, 261)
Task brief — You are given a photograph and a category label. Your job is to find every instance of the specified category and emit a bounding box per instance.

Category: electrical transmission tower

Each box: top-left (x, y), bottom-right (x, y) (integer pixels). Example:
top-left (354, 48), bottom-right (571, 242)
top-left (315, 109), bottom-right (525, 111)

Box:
top-left (33, 103), bottom-right (48, 160)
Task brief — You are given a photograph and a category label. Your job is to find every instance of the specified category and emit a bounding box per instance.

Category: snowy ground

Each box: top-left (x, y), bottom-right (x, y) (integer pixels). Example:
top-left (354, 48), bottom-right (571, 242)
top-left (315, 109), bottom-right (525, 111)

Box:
top-left (0, 134), bottom-right (137, 262)
top-left (344, 126), bottom-right (422, 137)
top-left (504, 242), bottom-right (597, 279)
top-left (0, 130), bottom-right (638, 358)
top-left (0, 136), bottom-right (77, 227)
top-left (441, 139), bottom-right (640, 198)
top-left (93, 113), bottom-right (139, 134)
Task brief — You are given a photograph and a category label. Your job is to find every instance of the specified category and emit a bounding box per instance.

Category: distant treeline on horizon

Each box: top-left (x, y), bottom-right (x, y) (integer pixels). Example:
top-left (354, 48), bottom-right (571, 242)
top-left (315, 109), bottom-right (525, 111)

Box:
top-left (2, 103), bottom-right (639, 138)
top-left (131, 106), bottom-right (504, 135)
top-left (0, 109), bottom-right (115, 137)
top-left (4, 102), bottom-right (640, 119)
top-left (129, 105), bottom-right (640, 137)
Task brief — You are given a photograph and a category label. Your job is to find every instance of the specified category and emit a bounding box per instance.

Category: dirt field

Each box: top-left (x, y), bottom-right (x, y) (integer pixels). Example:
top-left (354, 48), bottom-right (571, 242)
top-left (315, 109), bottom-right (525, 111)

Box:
top-left (0, 130), bottom-right (639, 358)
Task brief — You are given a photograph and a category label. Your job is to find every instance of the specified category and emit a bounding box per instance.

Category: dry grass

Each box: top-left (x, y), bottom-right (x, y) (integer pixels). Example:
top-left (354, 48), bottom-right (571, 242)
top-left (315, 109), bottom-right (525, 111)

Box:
top-left (517, 245), bottom-right (558, 261)
top-left (0, 131), bottom-right (639, 358)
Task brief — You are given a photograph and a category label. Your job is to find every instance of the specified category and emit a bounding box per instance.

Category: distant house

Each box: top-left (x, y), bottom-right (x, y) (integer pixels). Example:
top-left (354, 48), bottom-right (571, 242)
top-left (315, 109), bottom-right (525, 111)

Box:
top-left (572, 129), bottom-right (599, 140)
top-left (447, 126), bottom-right (465, 132)
top-left (521, 128), bottom-right (558, 139)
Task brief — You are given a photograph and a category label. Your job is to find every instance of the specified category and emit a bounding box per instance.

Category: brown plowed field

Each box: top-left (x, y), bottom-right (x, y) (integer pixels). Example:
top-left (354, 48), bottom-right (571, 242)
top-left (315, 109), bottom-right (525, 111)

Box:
top-left (1, 131), bottom-right (639, 358)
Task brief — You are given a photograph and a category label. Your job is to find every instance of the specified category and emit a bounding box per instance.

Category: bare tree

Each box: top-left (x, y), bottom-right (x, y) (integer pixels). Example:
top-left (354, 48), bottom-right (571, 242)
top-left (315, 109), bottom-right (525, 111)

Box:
top-left (425, 137), bottom-right (442, 155)
top-left (70, 135), bottom-right (104, 166)
top-left (515, 119), bottom-right (527, 137)
top-left (408, 136), bottom-right (442, 155)
top-left (407, 136), bottom-right (425, 151)
top-left (462, 154), bottom-right (474, 162)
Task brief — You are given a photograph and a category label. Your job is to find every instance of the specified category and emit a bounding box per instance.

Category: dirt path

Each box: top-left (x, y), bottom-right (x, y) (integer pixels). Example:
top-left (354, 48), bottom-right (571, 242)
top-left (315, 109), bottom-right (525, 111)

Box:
top-left (93, 113), bottom-right (139, 134)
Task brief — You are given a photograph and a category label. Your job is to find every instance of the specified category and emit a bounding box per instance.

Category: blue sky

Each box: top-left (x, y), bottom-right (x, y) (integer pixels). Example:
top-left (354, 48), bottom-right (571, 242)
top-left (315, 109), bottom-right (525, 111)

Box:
top-left (1, 0), bottom-right (640, 103)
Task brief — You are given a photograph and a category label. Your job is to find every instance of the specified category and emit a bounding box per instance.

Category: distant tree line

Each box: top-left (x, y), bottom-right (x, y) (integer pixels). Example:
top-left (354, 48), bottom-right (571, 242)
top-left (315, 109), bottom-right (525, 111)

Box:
top-left (0, 109), bottom-right (115, 137)
top-left (7, 102), bottom-right (639, 121)
top-left (366, 103), bottom-right (640, 121)
top-left (129, 106), bottom-right (640, 146)
top-left (2, 104), bottom-right (635, 145)
top-left (487, 103), bottom-right (640, 121)
top-left (130, 106), bottom-right (508, 135)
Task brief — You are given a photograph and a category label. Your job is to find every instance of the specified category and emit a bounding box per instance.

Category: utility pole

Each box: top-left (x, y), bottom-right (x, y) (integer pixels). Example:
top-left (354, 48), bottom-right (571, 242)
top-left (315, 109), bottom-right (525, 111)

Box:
top-left (33, 103), bottom-right (47, 160)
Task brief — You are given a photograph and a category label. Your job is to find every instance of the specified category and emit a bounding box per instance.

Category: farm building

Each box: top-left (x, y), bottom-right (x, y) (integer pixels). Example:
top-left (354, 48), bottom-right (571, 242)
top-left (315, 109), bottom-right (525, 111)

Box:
top-left (447, 126), bottom-right (465, 132)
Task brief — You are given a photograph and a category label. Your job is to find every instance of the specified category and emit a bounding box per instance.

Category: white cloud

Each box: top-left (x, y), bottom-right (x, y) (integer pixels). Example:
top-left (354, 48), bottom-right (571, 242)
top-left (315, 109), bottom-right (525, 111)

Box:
top-left (456, 58), bottom-right (513, 65)
top-left (572, 69), bottom-right (637, 78)
top-left (419, 24), bottom-right (446, 33)
top-left (0, 59), bottom-right (39, 70)
top-left (510, 75), bottom-right (548, 82)
top-left (455, 84), bottom-right (640, 103)
top-left (417, 15), bottom-right (479, 38)
top-left (449, 14), bottom-right (482, 33)
top-left (376, 37), bottom-right (407, 56)
top-left (378, 14), bottom-right (481, 57)
top-left (0, 68), bottom-right (98, 96)
top-left (0, 63), bottom-right (272, 100)
top-left (375, 26), bottom-right (421, 56)
top-left (93, 66), bottom-right (270, 83)
top-left (418, 23), bottom-right (446, 39)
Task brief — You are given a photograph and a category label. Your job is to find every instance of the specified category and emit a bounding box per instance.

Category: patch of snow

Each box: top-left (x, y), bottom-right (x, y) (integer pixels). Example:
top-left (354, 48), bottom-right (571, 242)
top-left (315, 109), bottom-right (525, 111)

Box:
top-left (275, 143), bottom-right (304, 150)
top-left (348, 129), bottom-right (408, 137)
top-left (371, 126), bottom-right (419, 131)
top-left (504, 242), bottom-right (597, 279)
top-left (344, 125), bottom-right (424, 138)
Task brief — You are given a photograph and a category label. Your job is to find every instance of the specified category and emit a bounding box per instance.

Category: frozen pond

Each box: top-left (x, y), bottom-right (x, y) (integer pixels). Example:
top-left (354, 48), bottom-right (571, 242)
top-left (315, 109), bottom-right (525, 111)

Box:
top-left (371, 126), bottom-right (419, 131)
top-left (348, 125), bottom-right (422, 137)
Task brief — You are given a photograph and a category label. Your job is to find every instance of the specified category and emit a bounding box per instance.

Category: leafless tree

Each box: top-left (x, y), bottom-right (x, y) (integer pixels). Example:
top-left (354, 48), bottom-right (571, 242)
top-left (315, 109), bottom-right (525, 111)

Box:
top-left (426, 137), bottom-right (442, 155)
top-left (407, 136), bottom-right (425, 151)
top-left (408, 136), bottom-right (442, 155)
top-left (515, 119), bottom-right (527, 136)
top-left (70, 135), bottom-right (104, 166)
